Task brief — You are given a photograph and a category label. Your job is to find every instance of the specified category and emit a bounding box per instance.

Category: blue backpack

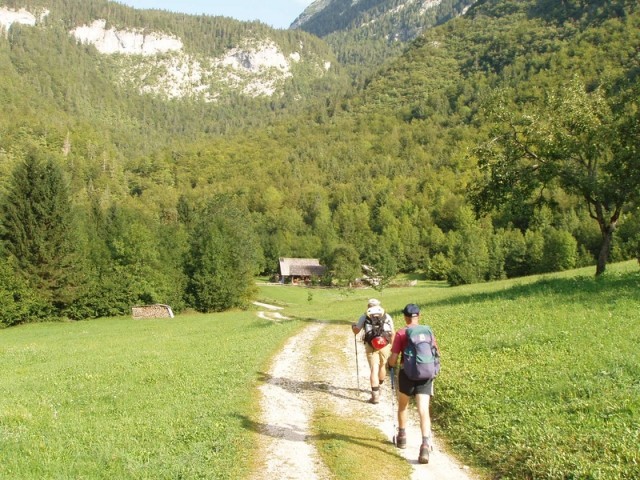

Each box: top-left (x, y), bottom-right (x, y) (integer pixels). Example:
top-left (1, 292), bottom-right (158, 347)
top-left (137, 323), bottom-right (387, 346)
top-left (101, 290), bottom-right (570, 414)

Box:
top-left (403, 325), bottom-right (440, 380)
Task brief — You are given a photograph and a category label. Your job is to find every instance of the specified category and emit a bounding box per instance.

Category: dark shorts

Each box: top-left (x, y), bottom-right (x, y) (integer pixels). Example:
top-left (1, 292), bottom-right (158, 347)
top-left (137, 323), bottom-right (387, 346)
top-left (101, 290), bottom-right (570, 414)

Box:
top-left (398, 368), bottom-right (434, 396)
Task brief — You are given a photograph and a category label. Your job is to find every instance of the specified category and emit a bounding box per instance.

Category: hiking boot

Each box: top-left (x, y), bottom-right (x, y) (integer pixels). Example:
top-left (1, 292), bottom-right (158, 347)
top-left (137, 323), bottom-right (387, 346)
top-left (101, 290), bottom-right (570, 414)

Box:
top-left (418, 443), bottom-right (430, 464)
top-left (368, 390), bottom-right (380, 404)
top-left (395, 430), bottom-right (406, 449)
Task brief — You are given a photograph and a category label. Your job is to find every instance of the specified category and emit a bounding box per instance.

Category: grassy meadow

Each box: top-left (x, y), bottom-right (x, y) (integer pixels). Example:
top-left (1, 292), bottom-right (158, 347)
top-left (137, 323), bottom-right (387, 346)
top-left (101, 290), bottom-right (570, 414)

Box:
top-left (1, 260), bottom-right (639, 479)
top-left (258, 261), bottom-right (640, 479)
top-left (0, 311), bottom-right (304, 479)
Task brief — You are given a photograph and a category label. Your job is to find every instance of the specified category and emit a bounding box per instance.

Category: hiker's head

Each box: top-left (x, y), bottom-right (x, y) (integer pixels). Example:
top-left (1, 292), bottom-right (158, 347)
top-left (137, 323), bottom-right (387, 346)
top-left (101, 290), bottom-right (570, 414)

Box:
top-left (367, 298), bottom-right (381, 308)
top-left (402, 303), bottom-right (420, 322)
top-left (366, 305), bottom-right (385, 320)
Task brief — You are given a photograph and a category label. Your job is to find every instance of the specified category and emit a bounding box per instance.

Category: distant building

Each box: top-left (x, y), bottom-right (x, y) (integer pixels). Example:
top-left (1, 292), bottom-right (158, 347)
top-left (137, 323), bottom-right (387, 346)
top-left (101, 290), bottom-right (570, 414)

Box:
top-left (278, 257), bottom-right (326, 284)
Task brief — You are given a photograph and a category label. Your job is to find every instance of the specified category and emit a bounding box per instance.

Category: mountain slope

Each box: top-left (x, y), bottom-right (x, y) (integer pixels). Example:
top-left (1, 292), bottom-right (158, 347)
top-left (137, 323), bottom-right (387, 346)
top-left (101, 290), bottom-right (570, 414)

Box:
top-left (291, 0), bottom-right (477, 79)
top-left (293, 0), bottom-right (473, 39)
top-left (1, 1), bottom-right (341, 103)
top-left (0, 0), bottom-right (353, 163)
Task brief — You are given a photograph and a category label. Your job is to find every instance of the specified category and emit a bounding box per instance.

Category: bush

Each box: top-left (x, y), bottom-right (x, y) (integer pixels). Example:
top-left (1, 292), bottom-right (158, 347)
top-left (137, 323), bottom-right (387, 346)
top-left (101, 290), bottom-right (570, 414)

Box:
top-left (426, 252), bottom-right (451, 280)
top-left (540, 228), bottom-right (577, 273)
top-left (502, 228), bottom-right (528, 278)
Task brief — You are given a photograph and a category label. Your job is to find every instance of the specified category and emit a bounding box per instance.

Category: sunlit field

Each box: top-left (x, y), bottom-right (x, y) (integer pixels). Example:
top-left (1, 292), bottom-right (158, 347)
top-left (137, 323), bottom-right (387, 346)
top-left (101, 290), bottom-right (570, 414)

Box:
top-left (1, 260), bottom-right (638, 479)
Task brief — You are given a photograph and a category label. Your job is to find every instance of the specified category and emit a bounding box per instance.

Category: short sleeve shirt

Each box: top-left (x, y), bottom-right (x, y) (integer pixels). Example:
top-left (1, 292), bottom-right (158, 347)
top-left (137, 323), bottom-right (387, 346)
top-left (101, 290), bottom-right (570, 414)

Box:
top-left (355, 313), bottom-right (368, 329)
top-left (391, 327), bottom-right (409, 363)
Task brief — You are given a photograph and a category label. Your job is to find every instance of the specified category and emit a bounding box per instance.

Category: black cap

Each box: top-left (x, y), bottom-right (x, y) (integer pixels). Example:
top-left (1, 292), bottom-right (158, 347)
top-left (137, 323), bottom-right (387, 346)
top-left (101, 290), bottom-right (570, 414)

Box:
top-left (402, 303), bottom-right (420, 317)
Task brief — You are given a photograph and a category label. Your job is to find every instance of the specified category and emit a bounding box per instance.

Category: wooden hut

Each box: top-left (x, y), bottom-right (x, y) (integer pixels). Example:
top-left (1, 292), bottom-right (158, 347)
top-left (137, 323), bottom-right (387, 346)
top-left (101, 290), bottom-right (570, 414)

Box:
top-left (278, 257), bottom-right (326, 284)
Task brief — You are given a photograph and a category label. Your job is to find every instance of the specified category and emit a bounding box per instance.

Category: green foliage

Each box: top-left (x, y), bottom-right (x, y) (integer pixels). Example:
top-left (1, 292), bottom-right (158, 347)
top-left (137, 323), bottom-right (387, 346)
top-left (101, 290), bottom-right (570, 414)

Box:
top-left (326, 244), bottom-right (361, 287)
top-left (0, 257), bottom-right (44, 327)
top-left (500, 227), bottom-right (528, 278)
top-left (0, 149), bottom-right (85, 315)
top-left (540, 227), bottom-right (578, 273)
top-left (184, 197), bottom-right (263, 312)
top-left (1, 0), bottom-right (639, 321)
top-left (296, 0), bottom-right (476, 83)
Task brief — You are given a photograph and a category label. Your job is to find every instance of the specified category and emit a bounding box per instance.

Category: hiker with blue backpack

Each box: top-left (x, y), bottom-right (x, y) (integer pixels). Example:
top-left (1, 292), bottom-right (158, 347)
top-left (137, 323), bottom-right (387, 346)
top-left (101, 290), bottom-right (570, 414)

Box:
top-left (388, 303), bottom-right (441, 464)
top-left (351, 298), bottom-right (395, 404)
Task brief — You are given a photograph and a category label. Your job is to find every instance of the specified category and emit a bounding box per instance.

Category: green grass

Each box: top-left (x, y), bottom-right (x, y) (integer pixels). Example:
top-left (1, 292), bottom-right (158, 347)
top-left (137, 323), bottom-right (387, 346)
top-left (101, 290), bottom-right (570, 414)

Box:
top-left (432, 268), bottom-right (640, 479)
top-left (257, 261), bottom-right (640, 479)
top-left (2, 261), bottom-right (639, 479)
top-left (312, 408), bottom-right (412, 479)
top-left (0, 311), bottom-right (302, 479)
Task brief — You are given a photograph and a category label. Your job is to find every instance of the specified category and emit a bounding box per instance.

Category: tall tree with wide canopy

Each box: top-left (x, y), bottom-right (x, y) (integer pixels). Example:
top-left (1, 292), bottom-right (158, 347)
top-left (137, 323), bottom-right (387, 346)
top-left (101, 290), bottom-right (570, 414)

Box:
top-left (473, 77), bottom-right (639, 276)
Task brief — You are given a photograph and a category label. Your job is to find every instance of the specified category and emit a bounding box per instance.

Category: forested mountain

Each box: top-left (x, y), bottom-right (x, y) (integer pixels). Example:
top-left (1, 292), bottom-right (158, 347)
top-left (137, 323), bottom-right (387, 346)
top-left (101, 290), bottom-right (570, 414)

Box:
top-left (292, 0), bottom-right (477, 81)
top-left (1, 0), bottom-right (638, 325)
top-left (0, 0), bottom-right (348, 153)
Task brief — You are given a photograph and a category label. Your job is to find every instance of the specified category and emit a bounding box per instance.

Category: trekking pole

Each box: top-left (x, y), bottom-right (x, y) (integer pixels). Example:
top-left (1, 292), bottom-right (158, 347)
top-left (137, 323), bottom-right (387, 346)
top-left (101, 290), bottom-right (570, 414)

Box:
top-left (390, 366), bottom-right (397, 445)
top-left (354, 334), bottom-right (361, 393)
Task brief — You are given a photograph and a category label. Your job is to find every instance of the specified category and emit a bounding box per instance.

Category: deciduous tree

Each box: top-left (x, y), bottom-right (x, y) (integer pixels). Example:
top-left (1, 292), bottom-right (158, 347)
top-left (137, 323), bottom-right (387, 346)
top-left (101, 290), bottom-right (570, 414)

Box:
top-left (474, 78), bottom-right (638, 276)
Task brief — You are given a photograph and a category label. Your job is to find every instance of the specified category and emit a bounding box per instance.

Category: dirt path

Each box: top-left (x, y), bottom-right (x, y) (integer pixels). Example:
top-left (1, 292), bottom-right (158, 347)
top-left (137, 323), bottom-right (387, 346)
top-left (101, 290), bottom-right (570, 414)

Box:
top-left (251, 315), bottom-right (478, 480)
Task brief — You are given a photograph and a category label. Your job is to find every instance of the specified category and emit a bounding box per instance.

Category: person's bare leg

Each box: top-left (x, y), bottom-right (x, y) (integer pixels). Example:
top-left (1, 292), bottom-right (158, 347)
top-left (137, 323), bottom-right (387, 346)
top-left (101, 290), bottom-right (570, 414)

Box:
top-left (367, 353), bottom-right (381, 403)
top-left (416, 393), bottom-right (433, 463)
top-left (395, 392), bottom-right (410, 448)
top-left (415, 393), bottom-right (432, 437)
top-left (397, 392), bottom-right (410, 428)
top-left (370, 367), bottom-right (379, 387)
top-left (367, 353), bottom-right (380, 388)
top-left (378, 363), bottom-right (386, 384)
top-left (368, 353), bottom-right (379, 388)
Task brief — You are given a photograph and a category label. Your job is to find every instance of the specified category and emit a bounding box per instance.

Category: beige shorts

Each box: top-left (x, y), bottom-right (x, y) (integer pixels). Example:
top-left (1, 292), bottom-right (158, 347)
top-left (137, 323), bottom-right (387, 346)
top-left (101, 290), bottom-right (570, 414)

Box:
top-left (365, 342), bottom-right (392, 369)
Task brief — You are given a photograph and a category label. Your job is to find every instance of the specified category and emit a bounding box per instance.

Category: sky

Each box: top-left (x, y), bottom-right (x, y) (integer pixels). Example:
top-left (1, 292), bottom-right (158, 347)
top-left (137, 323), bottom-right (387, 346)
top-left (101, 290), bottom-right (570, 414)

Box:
top-left (118, 1), bottom-right (316, 30)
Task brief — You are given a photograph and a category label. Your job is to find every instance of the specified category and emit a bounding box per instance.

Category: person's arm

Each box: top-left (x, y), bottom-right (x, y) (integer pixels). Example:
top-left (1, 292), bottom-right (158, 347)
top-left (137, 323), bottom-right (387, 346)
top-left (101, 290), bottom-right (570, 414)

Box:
top-left (352, 314), bottom-right (366, 334)
top-left (387, 328), bottom-right (403, 367)
top-left (388, 351), bottom-right (399, 368)
top-left (386, 314), bottom-right (396, 344)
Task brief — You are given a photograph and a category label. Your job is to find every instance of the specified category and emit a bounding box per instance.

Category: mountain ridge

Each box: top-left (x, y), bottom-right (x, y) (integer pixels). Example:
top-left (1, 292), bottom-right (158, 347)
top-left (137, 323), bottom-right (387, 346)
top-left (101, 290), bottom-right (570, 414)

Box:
top-left (0, 2), bottom-right (338, 102)
top-left (0, 0), bottom-right (638, 319)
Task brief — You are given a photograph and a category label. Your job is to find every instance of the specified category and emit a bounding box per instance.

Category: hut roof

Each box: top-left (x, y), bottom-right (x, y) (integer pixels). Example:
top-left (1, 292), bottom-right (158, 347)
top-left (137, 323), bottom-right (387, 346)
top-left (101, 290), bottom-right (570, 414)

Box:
top-left (279, 257), bottom-right (326, 276)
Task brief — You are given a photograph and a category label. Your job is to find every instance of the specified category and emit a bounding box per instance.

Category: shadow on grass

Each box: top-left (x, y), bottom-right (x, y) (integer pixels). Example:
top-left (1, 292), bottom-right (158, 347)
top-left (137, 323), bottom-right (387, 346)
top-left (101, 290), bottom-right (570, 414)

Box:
top-left (256, 372), bottom-right (362, 402)
top-left (233, 413), bottom-right (396, 457)
top-left (424, 270), bottom-right (640, 309)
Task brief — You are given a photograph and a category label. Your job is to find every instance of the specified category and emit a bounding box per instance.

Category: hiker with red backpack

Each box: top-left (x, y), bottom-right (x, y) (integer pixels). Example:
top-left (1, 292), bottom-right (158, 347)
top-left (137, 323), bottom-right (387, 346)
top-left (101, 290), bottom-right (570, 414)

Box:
top-left (388, 303), bottom-right (441, 464)
top-left (351, 298), bottom-right (395, 404)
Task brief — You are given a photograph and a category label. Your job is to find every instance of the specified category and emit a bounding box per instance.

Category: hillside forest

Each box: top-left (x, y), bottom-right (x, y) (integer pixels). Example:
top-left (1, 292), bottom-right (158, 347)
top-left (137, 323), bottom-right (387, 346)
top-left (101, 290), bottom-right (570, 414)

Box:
top-left (0, 0), bottom-right (639, 326)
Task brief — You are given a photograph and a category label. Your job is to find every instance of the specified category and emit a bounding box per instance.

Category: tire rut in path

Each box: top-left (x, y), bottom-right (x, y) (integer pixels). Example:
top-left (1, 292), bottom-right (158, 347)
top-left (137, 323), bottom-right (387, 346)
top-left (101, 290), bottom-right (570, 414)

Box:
top-left (251, 322), bottom-right (330, 480)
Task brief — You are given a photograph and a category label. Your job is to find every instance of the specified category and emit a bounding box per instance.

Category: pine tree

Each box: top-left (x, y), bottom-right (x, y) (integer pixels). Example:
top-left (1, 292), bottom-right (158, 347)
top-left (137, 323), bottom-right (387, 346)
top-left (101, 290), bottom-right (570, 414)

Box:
top-left (1, 149), bottom-right (82, 313)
